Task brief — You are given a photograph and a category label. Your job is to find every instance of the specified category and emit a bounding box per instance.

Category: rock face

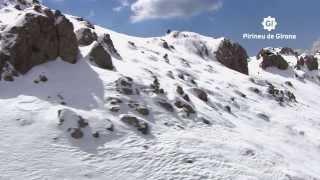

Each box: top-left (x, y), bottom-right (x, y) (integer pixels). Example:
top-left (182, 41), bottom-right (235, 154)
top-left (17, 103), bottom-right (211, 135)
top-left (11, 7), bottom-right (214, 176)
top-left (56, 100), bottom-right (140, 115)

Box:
top-left (304, 55), bottom-right (318, 71)
top-left (279, 47), bottom-right (297, 56)
top-left (215, 39), bottom-right (249, 75)
top-left (75, 28), bottom-right (97, 46)
top-left (0, 0), bottom-right (39, 9)
top-left (88, 43), bottom-right (113, 70)
top-left (258, 49), bottom-right (289, 70)
top-left (98, 33), bottom-right (121, 59)
top-left (0, 7), bottom-right (78, 75)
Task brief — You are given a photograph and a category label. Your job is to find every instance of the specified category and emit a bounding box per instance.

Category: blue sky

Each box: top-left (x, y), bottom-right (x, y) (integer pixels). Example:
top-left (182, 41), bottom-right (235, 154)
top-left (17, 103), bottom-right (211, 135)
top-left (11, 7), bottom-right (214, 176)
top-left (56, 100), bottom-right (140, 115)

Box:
top-left (42, 0), bottom-right (320, 55)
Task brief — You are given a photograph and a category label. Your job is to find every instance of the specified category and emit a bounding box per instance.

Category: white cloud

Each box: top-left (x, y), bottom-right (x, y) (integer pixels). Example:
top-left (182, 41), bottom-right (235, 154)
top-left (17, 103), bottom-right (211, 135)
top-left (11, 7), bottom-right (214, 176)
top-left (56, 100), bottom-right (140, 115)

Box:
top-left (129, 0), bottom-right (222, 23)
top-left (311, 39), bottom-right (320, 53)
top-left (113, 0), bottom-right (130, 12)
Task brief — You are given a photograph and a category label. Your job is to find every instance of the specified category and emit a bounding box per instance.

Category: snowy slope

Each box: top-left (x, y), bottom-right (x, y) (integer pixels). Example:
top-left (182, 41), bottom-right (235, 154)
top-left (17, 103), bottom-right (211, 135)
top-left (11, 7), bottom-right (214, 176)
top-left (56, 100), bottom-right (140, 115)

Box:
top-left (1, 3), bottom-right (320, 180)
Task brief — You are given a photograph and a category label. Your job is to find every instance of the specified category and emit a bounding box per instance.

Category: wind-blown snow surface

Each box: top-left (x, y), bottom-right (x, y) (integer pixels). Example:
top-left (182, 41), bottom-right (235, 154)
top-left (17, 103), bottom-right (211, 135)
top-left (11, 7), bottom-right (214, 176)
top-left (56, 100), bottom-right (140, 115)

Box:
top-left (1, 10), bottom-right (320, 180)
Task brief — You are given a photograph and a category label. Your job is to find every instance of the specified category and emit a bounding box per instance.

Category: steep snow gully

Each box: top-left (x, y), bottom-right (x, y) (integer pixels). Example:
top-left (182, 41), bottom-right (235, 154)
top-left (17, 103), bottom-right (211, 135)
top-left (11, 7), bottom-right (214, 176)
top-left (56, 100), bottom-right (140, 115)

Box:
top-left (1, 1), bottom-right (320, 180)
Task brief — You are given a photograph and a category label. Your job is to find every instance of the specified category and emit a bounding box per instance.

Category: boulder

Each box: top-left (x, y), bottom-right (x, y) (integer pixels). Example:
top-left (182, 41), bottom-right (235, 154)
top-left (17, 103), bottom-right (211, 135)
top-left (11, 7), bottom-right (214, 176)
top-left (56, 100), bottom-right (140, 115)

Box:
top-left (57, 109), bottom-right (90, 139)
top-left (88, 43), bottom-right (114, 70)
top-left (215, 39), bottom-right (249, 75)
top-left (175, 100), bottom-right (195, 116)
top-left (176, 86), bottom-right (184, 95)
top-left (120, 115), bottom-right (149, 134)
top-left (115, 77), bottom-right (138, 95)
top-left (75, 28), bottom-right (97, 46)
top-left (0, 8), bottom-right (78, 75)
top-left (191, 88), bottom-right (208, 102)
top-left (70, 128), bottom-right (83, 139)
top-left (156, 99), bottom-right (174, 112)
top-left (135, 106), bottom-right (150, 116)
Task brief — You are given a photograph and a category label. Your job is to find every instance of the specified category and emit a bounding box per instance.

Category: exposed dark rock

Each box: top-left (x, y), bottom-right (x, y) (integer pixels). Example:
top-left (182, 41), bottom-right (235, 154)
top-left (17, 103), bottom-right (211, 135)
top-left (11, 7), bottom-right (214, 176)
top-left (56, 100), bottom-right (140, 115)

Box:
top-left (3, 72), bottom-right (14, 81)
top-left (249, 87), bottom-right (261, 94)
top-left (304, 55), bottom-right (318, 71)
top-left (257, 113), bottom-right (270, 122)
top-left (120, 115), bottom-right (149, 134)
top-left (243, 149), bottom-right (255, 156)
top-left (75, 28), bottom-right (97, 46)
top-left (78, 116), bottom-right (89, 128)
top-left (156, 99), bottom-right (174, 112)
top-left (215, 39), bottom-right (249, 75)
top-left (267, 84), bottom-right (297, 104)
top-left (0, 8), bottom-right (78, 76)
top-left (109, 106), bottom-right (120, 113)
top-left (128, 101), bottom-right (150, 116)
top-left (70, 128), bottom-right (83, 139)
top-left (234, 90), bottom-right (247, 98)
top-left (191, 88), bottom-right (208, 102)
top-left (105, 119), bottom-right (114, 131)
top-left (151, 76), bottom-right (164, 94)
top-left (163, 54), bottom-right (169, 62)
top-left (88, 43), bottom-right (113, 70)
top-left (39, 75), bottom-right (47, 82)
top-left (162, 40), bottom-right (170, 50)
top-left (279, 47), bottom-right (297, 56)
top-left (183, 158), bottom-right (194, 164)
top-left (258, 49), bottom-right (289, 70)
top-left (201, 117), bottom-right (211, 125)
top-left (135, 106), bottom-right (150, 116)
top-left (54, 12), bottom-right (79, 64)
top-left (106, 97), bottom-right (123, 105)
top-left (182, 94), bottom-right (190, 102)
top-left (98, 33), bottom-right (121, 59)
top-left (256, 48), bottom-right (273, 59)
top-left (176, 86), bottom-right (184, 95)
top-left (175, 100), bottom-right (195, 116)
top-left (128, 41), bottom-right (136, 47)
top-left (297, 57), bottom-right (305, 68)
top-left (92, 132), bottom-right (100, 138)
top-left (115, 77), bottom-right (138, 95)
top-left (225, 105), bottom-right (231, 113)
top-left (285, 81), bottom-right (293, 87)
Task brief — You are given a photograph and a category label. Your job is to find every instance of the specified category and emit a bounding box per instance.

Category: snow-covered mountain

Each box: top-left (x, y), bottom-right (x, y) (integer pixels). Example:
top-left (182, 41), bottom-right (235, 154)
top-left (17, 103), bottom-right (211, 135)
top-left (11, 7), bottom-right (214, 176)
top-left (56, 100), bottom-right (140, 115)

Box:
top-left (1, 1), bottom-right (320, 179)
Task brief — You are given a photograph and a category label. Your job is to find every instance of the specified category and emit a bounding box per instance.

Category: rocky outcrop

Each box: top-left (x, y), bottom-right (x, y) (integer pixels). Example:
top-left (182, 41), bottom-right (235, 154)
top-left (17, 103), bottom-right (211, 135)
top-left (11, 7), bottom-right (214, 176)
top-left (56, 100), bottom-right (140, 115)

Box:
top-left (304, 55), bottom-right (318, 71)
top-left (115, 76), bottom-right (141, 96)
top-left (215, 39), bottom-right (249, 75)
top-left (75, 27), bottom-right (97, 46)
top-left (0, 6), bottom-right (78, 76)
top-left (88, 43), bottom-right (113, 70)
top-left (120, 115), bottom-right (149, 134)
top-left (1, 0), bottom-right (39, 9)
top-left (258, 49), bottom-right (289, 70)
top-left (98, 33), bottom-right (121, 59)
top-left (279, 47), bottom-right (297, 56)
